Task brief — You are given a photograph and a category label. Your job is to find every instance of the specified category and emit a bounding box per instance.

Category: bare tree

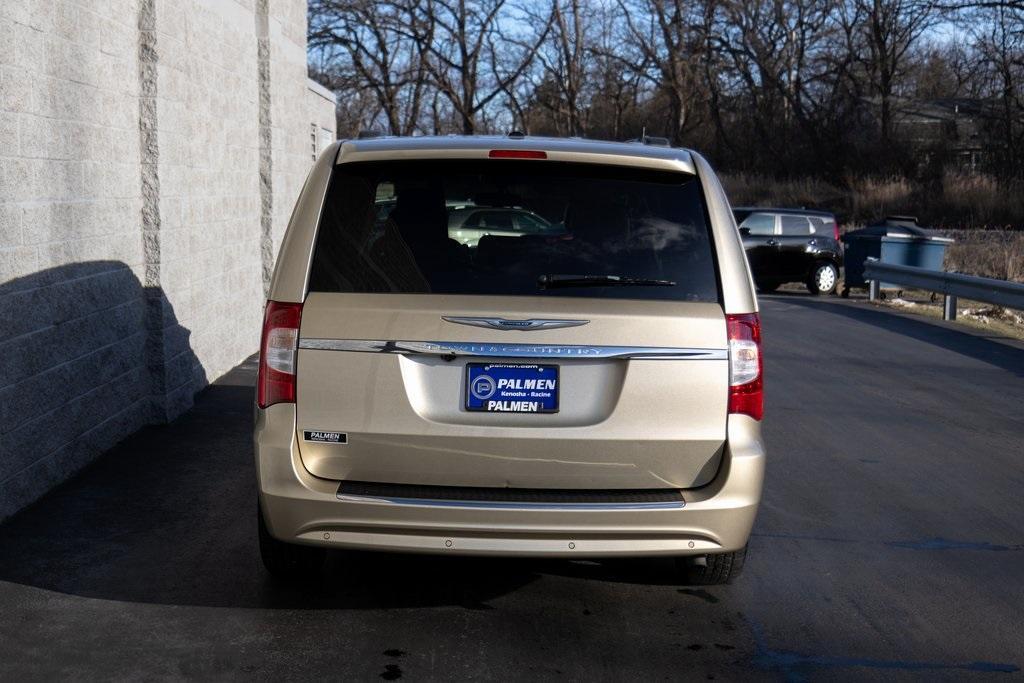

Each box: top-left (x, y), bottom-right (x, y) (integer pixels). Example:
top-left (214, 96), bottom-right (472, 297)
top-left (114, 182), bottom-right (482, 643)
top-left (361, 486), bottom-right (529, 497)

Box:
top-left (617, 0), bottom-right (707, 145)
top-left (528, 0), bottom-right (593, 136)
top-left (305, 0), bottom-right (1024, 181)
top-left (970, 3), bottom-right (1024, 171)
top-left (588, 7), bottom-right (647, 141)
top-left (933, 0), bottom-right (1024, 9)
top-left (712, 0), bottom-right (840, 171)
top-left (852, 0), bottom-right (936, 143)
top-left (402, 0), bottom-right (549, 134)
top-left (310, 65), bottom-right (384, 136)
top-left (308, 0), bottom-right (429, 135)
top-left (907, 42), bottom-right (979, 99)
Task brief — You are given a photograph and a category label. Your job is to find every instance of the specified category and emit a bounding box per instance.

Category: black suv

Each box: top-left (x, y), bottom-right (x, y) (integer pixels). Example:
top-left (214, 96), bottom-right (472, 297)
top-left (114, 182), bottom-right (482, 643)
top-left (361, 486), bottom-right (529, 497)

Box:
top-left (734, 207), bottom-right (843, 295)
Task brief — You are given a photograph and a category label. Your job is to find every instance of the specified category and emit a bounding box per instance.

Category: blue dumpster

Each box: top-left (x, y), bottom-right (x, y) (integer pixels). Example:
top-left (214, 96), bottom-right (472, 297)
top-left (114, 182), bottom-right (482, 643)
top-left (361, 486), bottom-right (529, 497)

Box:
top-left (841, 216), bottom-right (953, 295)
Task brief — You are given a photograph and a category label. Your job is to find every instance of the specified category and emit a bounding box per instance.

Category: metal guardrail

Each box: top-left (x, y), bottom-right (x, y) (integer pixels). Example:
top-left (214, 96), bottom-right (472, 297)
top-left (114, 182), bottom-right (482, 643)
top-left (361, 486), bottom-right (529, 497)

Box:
top-left (863, 258), bottom-right (1024, 321)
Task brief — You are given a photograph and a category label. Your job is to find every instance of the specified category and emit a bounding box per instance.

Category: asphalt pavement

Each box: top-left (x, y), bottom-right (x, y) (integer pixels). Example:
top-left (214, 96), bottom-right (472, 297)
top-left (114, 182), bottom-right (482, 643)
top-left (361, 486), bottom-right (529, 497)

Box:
top-left (1, 293), bottom-right (1023, 681)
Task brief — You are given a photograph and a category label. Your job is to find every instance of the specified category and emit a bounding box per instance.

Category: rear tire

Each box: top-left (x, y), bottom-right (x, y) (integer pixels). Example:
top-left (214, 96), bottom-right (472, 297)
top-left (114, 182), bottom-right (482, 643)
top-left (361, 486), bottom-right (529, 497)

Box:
top-left (807, 261), bottom-right (838, 295)
top-left (258, 504), bottom-right (325, 578)
top-left (676, 545), bottom-right (747, 585)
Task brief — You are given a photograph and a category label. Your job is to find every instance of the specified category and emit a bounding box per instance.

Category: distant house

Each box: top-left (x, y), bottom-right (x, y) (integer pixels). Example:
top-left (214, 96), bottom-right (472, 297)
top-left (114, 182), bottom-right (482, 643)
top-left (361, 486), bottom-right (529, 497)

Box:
top-left (885, 97), bottom-right (1006, 172)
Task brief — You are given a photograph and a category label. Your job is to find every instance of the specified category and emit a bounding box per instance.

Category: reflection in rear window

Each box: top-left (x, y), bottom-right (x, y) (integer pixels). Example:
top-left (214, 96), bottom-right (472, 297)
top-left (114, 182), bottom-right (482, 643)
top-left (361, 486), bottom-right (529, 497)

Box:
top-left (308, 160), bottom-right (719, 302)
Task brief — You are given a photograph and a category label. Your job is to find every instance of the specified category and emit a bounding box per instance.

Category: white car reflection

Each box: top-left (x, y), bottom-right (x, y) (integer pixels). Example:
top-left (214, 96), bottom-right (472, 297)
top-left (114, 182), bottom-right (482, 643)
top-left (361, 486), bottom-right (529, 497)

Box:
top-left (447, 207), bottom-right (563, 247)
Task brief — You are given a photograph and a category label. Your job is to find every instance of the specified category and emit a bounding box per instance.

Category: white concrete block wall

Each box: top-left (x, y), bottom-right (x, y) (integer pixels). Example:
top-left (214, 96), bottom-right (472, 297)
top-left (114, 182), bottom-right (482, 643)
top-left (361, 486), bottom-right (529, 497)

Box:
top-left (0, 1), bottom-right (150, 518)
top-left (156, 0), bottom-right (264, 400)
top-left (0, 0), bottom-right (336, 520)
top-left (267, 0), bottom-right (314, 262)
top-left (308, 79), bottom-right (338, 155)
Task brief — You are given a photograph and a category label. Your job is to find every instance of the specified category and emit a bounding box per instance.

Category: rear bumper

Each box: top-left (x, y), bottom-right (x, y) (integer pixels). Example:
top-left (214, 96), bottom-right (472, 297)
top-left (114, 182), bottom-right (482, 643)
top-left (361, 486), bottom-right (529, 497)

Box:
top-left (255, 405), bottom-right (765, 557)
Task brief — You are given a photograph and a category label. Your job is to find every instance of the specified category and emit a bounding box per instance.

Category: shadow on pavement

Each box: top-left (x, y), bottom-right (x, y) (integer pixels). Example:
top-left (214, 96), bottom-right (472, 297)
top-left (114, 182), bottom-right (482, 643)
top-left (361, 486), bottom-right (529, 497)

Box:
top-left (0, 261), bottom-right (206, 517)
top-left (0, 360), bottom-right (686, 610)
top-left (765, 292), bottom-right (1024, 377)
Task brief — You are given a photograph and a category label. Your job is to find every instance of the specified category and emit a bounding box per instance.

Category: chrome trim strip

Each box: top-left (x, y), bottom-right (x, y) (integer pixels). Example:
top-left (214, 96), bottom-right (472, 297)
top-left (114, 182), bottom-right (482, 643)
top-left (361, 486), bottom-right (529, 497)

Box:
top-left (442, 316), bottom-right (590, 331)
top-left (336, 494), bottom-right (685, 510)
top-left (299, 339), bottom-right (727, 360)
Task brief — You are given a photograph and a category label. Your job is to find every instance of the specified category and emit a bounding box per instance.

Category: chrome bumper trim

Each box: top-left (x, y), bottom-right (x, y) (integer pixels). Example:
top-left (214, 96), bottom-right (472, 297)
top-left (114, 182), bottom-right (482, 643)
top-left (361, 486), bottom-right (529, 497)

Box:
top-left (299, 338), bottom-right (727, 360)
top-left (336, 493), bottom-right (686, 510)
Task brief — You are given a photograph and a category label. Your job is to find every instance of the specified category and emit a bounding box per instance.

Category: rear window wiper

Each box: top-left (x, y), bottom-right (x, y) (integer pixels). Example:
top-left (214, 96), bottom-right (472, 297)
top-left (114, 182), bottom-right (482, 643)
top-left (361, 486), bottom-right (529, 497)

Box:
top-left (538, 274), bottom-right (677, 289)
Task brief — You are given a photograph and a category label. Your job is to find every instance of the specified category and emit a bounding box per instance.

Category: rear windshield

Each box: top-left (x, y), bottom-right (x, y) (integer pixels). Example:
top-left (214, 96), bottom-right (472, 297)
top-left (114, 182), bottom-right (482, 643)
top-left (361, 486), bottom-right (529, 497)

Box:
top-left (309, 160), bottom-right (719, 302)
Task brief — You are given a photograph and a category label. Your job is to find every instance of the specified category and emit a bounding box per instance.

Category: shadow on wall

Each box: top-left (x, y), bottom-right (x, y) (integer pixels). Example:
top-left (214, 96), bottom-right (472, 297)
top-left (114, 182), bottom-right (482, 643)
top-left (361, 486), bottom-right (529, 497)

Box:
top-left (0, 261), bottom-right (204, 520)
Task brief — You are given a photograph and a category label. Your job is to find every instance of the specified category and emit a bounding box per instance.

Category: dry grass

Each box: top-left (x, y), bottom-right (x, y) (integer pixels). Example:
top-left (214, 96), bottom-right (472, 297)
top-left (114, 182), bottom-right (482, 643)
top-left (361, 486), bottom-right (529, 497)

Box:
top-left (721, 171), bottom-right (1024, 230)
top-left (722, 173), bottom-right (848, 214)
top-left (941, 230), bottom-right (1024, 283)
top-left (722, 171), bottom-right (1024, 284)
top-left (847, 176), bottom-right (914, 221)
top-left (940, 174), bottom-right (1024, 228)
top-left (875, 291), bottom-right (1024, 341)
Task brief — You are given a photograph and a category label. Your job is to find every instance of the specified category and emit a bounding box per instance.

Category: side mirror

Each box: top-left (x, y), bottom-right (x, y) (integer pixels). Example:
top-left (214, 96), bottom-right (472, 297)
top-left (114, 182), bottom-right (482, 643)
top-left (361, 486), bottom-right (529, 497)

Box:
top-left (739, 227), bottom-right (751, 236)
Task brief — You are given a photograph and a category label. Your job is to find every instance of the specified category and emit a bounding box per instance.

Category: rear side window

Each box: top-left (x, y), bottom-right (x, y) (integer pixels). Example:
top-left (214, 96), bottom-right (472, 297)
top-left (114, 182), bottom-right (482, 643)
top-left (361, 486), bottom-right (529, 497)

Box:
top-left (739, 213), bottom-right (775, 235)
top-left (780, 215), bottom-right (812, 235)
top-left (464, 210), bottom-right (512, 230)
top-left (308, 160), bottom-right (720, 302)
top-left (809, 216), bottom-right (835, 235)
top-left (514, 211), bottom-right (556, 233)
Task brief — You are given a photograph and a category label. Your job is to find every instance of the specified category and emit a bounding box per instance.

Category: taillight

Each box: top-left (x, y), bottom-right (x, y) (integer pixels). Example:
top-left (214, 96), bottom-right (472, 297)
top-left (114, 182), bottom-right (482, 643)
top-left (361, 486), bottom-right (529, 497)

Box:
top-left (833, 221), bottom-right (841, 241)
top-left (726, 313), bottom-right (763, 421)
top-left (257, 301), bottom-right (302, 409)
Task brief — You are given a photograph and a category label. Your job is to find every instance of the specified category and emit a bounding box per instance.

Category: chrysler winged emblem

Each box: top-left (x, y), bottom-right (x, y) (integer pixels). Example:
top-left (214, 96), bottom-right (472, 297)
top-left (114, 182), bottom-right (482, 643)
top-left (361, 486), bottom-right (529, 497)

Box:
top-left (441, 316), bottom-right (590, 331)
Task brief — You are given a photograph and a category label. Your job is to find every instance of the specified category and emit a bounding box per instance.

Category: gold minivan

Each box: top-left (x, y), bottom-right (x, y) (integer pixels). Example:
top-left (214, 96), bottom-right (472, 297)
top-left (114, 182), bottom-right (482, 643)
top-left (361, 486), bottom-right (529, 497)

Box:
top-left (255, 136), bottom-right (764, 584)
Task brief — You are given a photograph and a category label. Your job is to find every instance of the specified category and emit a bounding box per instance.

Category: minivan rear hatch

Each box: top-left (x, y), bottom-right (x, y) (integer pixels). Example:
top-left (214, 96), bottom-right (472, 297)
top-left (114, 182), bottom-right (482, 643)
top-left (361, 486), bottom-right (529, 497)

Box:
top-left (295, 159), bottom-right (728, 490)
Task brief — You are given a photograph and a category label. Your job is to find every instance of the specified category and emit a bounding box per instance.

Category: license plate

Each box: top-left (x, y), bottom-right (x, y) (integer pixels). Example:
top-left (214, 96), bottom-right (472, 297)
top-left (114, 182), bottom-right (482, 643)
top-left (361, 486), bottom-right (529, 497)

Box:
top-left (465, 363), bottom-right (559, 413)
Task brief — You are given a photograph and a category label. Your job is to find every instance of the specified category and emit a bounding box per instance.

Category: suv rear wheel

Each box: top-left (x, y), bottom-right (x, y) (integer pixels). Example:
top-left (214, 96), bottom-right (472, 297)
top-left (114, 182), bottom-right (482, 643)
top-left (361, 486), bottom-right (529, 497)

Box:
top-left (807, 261), bottom-right (838, 295)
top-left (676, 546), bottom-right (748, 585)
top-left (258, 504), bottom-right (325, 578)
